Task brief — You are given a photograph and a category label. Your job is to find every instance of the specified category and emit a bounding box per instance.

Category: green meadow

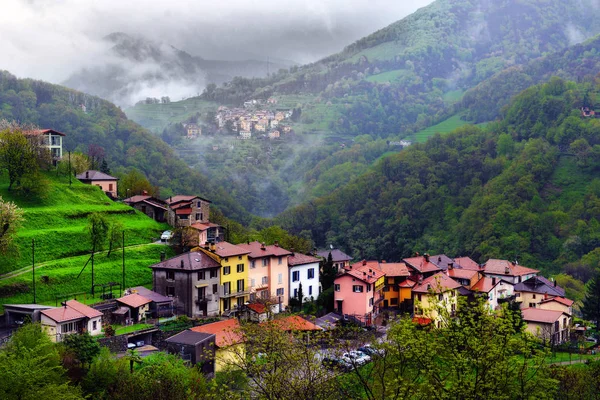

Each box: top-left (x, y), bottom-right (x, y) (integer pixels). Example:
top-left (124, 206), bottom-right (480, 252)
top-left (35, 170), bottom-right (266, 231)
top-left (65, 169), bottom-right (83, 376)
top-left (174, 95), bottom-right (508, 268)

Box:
top-left (409, 114), bottom-right (470, 143)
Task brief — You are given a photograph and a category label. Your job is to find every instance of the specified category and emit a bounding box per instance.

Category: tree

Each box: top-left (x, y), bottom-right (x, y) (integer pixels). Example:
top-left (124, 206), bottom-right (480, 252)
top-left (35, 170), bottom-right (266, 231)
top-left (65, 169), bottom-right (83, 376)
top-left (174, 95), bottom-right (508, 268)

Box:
top-left (86, 213), bottom-right (109, 252)
top-left (297, 282), bottom-right (304, 311)
top-left (117, 169), bottom-right (158, 198)
top-left (106, 221), bottom-right (123, 257)
top-left (0, 128), bottom-right (39, 190)
top-left (583, 273), bottom-right (600, 330)
top-left (320, 252), bottom-right (337, 291)
top-left (87, 144), bottom-right (105, 170)
top-left (0, 196), bottom-right (23, 255)
top-left (62, 331), bottom-right (101, 369)
top-left (99, 159), bottom-right (111, 175)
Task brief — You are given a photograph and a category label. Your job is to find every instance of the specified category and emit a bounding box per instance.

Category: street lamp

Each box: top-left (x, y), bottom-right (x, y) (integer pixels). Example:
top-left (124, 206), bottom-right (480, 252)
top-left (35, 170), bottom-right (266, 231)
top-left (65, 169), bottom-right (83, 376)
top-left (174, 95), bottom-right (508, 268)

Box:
top-left (125, 188), bottom-right (130, 200)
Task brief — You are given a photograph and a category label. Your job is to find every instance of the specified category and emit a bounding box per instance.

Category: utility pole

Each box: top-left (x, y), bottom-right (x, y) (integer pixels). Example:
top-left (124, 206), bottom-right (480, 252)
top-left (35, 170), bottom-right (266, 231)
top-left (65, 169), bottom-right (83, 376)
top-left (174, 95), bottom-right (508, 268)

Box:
top-left (68, 151), bottom-right (72, 186)
top-left (32, 239), bottom-right (36, 303)
top-left (91, 246), bottom-right (95, 297)
top-left (122, 230), bottom-right (125, 292)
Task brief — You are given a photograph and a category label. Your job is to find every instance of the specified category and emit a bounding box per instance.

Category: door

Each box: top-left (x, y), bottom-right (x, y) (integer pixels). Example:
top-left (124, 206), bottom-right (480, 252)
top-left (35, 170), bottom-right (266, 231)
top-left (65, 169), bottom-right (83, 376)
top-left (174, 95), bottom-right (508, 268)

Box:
top-left (336, 300), bottom-right (343, 314)
top-left (383, 299), bottom-right (388, 308)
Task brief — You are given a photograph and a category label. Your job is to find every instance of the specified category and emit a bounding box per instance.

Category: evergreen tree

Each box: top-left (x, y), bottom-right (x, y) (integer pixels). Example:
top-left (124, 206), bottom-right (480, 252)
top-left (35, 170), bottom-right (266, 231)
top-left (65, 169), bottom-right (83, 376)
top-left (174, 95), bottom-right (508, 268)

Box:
top-left (297, 282), bottom-right (304, 311)
top-left (583, 274), bottom-right (600, 330)
top-left (99, 159), bottom-right (111, 175)
top-left (320, 252), bottom-right (337, 291)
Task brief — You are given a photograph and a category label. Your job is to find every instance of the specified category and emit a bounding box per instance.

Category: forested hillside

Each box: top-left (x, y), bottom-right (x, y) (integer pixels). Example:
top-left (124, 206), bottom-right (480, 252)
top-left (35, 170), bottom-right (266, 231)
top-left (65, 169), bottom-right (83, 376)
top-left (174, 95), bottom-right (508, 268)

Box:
top-left (277, 78), bottom-right (600, 286)
top-left (0, 71), bottom-right (249, 223)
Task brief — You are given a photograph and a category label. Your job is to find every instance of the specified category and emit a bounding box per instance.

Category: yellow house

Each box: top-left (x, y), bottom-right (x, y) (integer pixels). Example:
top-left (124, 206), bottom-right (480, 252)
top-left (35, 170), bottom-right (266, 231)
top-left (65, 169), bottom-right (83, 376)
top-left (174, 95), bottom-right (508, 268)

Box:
top-left (412, 272), bottom-right (461, 327)
top-left (190, 318), bottom-right (245, 372)
top-left (372, 261), bottom-right (411, 309)
top-left (196, 242), bottom-right (251, 314)
top-left (116, 293), bottom-right (152, 323)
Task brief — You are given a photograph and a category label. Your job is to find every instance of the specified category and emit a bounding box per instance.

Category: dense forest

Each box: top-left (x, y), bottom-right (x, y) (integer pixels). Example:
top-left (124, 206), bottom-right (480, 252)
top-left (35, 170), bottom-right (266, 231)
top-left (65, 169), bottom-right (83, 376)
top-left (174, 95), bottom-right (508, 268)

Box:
top-left (277, 78), bottom-right (600, 297)
top-left (0, 71), bottom-right (249, 223)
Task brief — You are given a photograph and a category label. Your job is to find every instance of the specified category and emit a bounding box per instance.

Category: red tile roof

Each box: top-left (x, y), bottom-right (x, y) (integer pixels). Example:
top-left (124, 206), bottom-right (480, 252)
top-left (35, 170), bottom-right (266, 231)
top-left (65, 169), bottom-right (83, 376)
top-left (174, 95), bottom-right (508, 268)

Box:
top-left (24, 128), bottom-right (66, 137)
top-left (403, 256), bottom-right (441, 274)
top-left (399, 280), bottom-right (417, 288)
top-left (288, 253), bottom-right (321, 266)
top-left (454, 257), bottom-right (481, 270)
top-left (211, 242), bottom-right (251, 258)
top-left (448, 268), bottom-right (479, 281)
top-left (65, 300), bottom-right (103, 319)
top-left (377, 262), bottom-right (411, 277)
top-left (342, 262), bottom-right (385, 284)
top-left (540, 297), bottom-right (574, 307)
top-left (412, 317), bottom-right (432, 326)
top-left (247, 303), bottom-right (266, 314)
top-left (190, 319), bottom-right (243, 347)
top-left (41, 300), bottom-right (101, 323)
top-left (237, 241), bottom-right (293, 258)
top-left (117, 293), bottom-right (152, 308)
top-left (470, 277), bottom-right (500, 293)
top-left (265, 315), bottom-right (322, 331)
top-left (190, 222), bottom-right (221, 231)
top-left (521, 308), bottom-right (566, 324)
top-left (483, 259), bottom-right (539, 277)
top-left (413, 272), bottom-right (462, 294)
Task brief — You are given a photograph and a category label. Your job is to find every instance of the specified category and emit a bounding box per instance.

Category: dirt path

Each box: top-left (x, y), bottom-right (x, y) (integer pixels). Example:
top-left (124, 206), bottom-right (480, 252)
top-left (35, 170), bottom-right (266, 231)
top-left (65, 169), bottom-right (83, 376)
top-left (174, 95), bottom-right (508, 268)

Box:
top-left (0, 242), bottom-right (165, 281)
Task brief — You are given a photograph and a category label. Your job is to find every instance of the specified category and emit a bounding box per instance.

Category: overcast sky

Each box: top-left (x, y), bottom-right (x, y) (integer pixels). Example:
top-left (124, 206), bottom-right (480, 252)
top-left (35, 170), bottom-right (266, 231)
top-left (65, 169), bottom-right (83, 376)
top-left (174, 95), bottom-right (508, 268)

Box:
top-left (0, 0), bottom-right (433, 84)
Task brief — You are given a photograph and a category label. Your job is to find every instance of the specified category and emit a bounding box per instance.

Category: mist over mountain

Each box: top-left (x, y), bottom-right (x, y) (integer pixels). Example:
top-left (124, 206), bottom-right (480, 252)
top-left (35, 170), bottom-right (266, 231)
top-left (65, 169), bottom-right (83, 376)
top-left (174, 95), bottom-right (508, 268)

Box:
top-left (62, 32), bottom-right (293, 107)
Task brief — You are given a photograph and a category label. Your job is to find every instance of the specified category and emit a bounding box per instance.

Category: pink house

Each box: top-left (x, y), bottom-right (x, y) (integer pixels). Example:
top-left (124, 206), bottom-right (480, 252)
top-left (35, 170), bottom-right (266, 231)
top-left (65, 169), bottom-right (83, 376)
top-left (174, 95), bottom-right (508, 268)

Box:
top-left (333, 261), bottom-right (386, 326)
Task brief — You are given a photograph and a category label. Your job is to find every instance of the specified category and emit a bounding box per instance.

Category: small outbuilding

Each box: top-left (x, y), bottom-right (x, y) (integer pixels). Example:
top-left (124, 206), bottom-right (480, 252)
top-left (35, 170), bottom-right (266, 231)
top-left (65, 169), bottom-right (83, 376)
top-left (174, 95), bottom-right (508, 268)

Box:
top-left (116, 293), bottom-right (152, 323)
top-left (77, 170), bottom-right (119, 198)
top-left (165, 330), bottom-right (216, 374)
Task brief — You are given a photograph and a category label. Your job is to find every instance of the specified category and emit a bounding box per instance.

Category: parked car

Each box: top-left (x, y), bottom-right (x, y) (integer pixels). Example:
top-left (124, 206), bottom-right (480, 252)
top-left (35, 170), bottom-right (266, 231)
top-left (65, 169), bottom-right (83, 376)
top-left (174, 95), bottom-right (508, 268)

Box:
top-left (322, 356), bottom-right (352, 371)
top-left (342, 350), bottom-right (371, 366)
top-left (358, 345), bottom-right (385, 357)
top-left (161, 230), bottom-right (173, 242)
top-left (585, 337), bottom-right (598, 344)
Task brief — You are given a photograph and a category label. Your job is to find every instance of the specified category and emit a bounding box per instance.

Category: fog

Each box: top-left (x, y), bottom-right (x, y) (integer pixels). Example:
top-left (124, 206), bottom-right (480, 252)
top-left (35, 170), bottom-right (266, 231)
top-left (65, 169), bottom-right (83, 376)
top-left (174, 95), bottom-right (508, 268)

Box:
top-left (0, 0), bottom-right (433, 84)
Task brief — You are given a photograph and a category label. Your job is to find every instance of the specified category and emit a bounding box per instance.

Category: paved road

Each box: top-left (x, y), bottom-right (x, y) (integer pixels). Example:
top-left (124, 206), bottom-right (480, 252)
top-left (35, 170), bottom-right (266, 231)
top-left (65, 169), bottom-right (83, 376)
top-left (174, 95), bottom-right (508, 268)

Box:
top-left (0, 242), bottom-right (167, 282)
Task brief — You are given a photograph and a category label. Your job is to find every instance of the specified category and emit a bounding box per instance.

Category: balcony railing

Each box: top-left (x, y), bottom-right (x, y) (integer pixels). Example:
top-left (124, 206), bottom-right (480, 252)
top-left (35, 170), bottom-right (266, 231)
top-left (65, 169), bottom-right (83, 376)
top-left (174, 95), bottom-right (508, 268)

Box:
top-left (220, 287), bottom-right (251, 298)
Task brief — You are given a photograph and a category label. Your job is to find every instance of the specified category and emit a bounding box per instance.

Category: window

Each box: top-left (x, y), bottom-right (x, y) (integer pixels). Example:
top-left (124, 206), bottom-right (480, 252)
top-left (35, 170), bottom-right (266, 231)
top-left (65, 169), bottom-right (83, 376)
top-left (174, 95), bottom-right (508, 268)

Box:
top-left (417, 294), bottom-right (422, 302)
top-left (238, 256), bottom-right (242, 260)
top-left (198, 287), bottom-right (206, 300)
top-left (278, 256), bottom-right (282, 265)
top-left (532, 294), bottom-right (536, 299)
top-left (308, 286), bottom-right (312, 296)
top-left (62, 322), bottom-right (75, 333)
top-left (278, 273), bottom-right (282, 284)
top-left (109, 183), bottom-right (113, 191)
top-left (197, 201), bottom-right (202, 207)
top-left (223, 266), bottom-right (230, 275)
top-left (198, 271), bottom-right (205, 280)
top-left (489, 292), bottom-right (493, 300)
top-left (353, 285), bottom-right (363, 293)
top-left (213, 284), bottom-right (218, 294)
top-left (196, 213), bottom-right (201, 220)
top-left (179, 214), bottom-right (189, 220)
top-left (383, 286), bottom-right (390, 292)
top-left (294, 288), bottom-right (298, 298)
top-left (292, 271), bottom-right (300, 282)
top-left (250, 293), bottom-right (256, 301)
top-left (367, 284), bottom-right (371, 292)
top-left (223, 282), bottom-right (231, 295)
top-left (334, 284), bottom-right (340, 292)
top-left (237, 264), bottom-right (244, 273)
top-left (529, 303), bottom-right (536, 308)
top-left (251, 260), bottom-right (256, 269)
top-left (276, 288), bottom-right (284, 296)
top-left (167, 286), bottom-right (175, 297)
top-left (224, 258), bottom-right (228, 262)
top-left (390, 298), bottom-right (398, 305)
top-left (369, 298), bottom-right (373, 306)
top-left (261, 290), bottom-right (268, 299)
top-left (249, 279), bottom-right (254, 288)
top-left (262, 259), bottom-right (268, 267)
top-left (223, 298), bottom-right (230, 310)
top-left (516, 292), bottom-right (521, 297)
top-left (92, 321), bottom-right (97, 330)
top-left (451, 303), bottom-right (456, 312)
top-left (237, 279), bottom-right (244, 292)
top-left (210, 269), bottom-right (218, 279)
top-left (166, 271), bottom-right (175, 281)
top-left (438, 294), bottom-right (444, 301)
top-left (262, 276), bottom-right (268, 285)
top-left (307, 268), bottom-right (314, 279)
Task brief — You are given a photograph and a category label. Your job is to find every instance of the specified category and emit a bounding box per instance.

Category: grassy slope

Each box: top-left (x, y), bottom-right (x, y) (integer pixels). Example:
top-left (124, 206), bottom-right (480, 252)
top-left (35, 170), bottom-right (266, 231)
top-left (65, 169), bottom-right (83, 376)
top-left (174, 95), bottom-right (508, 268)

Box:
top-left (409, 114), bottom-right (470, 143)
top-left (0, 171), bottom-right (169, 274)
top-left (0, 244), bottom-right (174, 312)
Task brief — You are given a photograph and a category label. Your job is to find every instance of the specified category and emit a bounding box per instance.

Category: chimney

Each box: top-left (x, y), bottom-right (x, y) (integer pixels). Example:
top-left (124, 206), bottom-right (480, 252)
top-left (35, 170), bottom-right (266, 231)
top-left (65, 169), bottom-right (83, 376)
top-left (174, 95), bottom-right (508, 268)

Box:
top-left (274, 241), bottom-right (279, 247)
top-left (210, 243), bottom-right (216, 252)
top-left (438, 257), bottom-right (441, 263)
top-left (169, 196), bottom-right (172, 203)
top-left (492, 277), bottom-right (496, 286)
top-left (448, 263), bottom-right (453, 270)
top-left (504, 267), bottom-right (510, 275)
top-left (160, 252), bottom-right (166, 262)
top-left (362, 260), bottom-right (367, 266)
top-left (381, 260), bottom-right (386, 263)
top-left (85, 171), bottom-right (89, 179)
top-left (261, 242), bottom-right (266, 251)
top-left (424, 254), bottom-right (429, 262)
top-left (142, 190), bottom-right (148, 195)
top-left (180, 260), bottom-right (184, 269)
top-left (554, 280), bottom-right (557, 287)
top-left (544, 293), bottom-right (548, 300)
top-left (291, 247), bottom-right (295, 256)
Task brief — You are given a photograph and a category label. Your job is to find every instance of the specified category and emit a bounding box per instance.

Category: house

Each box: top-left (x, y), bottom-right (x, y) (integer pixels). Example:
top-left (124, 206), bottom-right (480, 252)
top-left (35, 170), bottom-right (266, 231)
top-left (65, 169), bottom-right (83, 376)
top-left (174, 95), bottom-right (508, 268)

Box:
top-left (333, 261), bottom-right (385, 326)
top-left (123, 195), bottom-right (168, 222)
top-left (129, 286), bottom-right (173, 318)
top-left (166, 195), bottom-right (211, 228)
top-left (165, 330), bottom-right (215, 373)
top-left (374, 261), bottom-right (411, 309)
top-left (447, 265), bottom-right (481, 289)
top-left (288, 253), bottom-right (321, 303)
top-left (189, 222), bottom-right (224, 246)
top-left (237, 241), bottom-right (292, 313)
top-left (539, 296), bottom-right (574, 315)
top-left (190, 319), bottom-right (244, 372)
top-left (453, 256), bottom-right (482, 271)
top-left (149, 251), bottom-right (221, 317)
top-left (195, 242), bottom-right (251, 315)
top-left (185, 123), bottom-right (201, 139)
top-left (429, 254), bottom-right (461, 271)
top-left (116, 293), bottom-right (152, 323)
top-left (268, 130), bottom-right (280, 139)
top-left (245, 302), bottom-right (268, 322)
top-left (412, 272), bottom-right (461, 327)
top-left (76, 170), bottom-right (119, 198)
top-left (470, 277), bottom-right (515, 311)
top-left (403, 254), bottom-right (442, 279)
top-left (521, 308), bottom-right (571, 345)
top-left (481, 259), bottom-right (538, 285)
top-left (24, 128), bottom-right (66, 162)
top-left (514, 276), bottom-right (565, 309)
top-left (581, 107), bottom-right (596, 118)
top-left (317, 249), bottom-right (352, 272)
top-left (255, 123), bottom-right (267, 132)
top-left (239, 130), bottom-right (252, 140)
top-left (40, 300), bottom-right (103, 342)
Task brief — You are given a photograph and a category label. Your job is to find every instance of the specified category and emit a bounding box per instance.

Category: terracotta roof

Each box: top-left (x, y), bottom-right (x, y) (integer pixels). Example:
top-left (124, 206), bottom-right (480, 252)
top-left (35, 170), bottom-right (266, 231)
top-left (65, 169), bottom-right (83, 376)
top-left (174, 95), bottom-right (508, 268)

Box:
top-left (209, 241), bottom-right (251, 258)
top-left (377, 262), bottom-right (411, 277)
top-left (237, 241), bottom-right (292, 258)
top-left (175, 208), bottom-right (192, 215)
top-left (24, 128), bottom-right (66, 137)
top-left (316, 249), bottom-right (352, 263)
top-left (521, 308), bottom-right (565, 324)
top-left (65, 300), bottom-right (103, 319)
top-left (448, 268), bottom-right (479, 280)
top-left (117, 293), bottom-right (152, 308)
top-left (341, 262), bottom-right (385, 284)
top-left (399, 280), bottom-right (417, 288)
top-left (247, 303), bottom-right (266, 314)
top-left (124, 195), bottom-right (151, 203)
top-left (483, 259), bottom-right (539, 277)
top-left (412, 317), bottom-right (432, 326)
top-left (413, 272), bottom-right (462, 294)
top-left (76, 170), bottom-right (119, 181)
top-left (288, 253), bottom-right (321, 266)
top-left (149, 251), bottom-right (220, 271)
top-left (454, 257), bottom-right (481, 270)
top-left (190, 319), bottom-right (243, 347)
top-left (403, 256), bottom-right (441, 274)
top-left (540, 297), bottom-right (574, 307)
top-left (470, 277), bottom-right (507, 293)
top-left (190, 222), bottom-right (221, 231)
top-left (41, 307), bottom-right (85, 323)
top-left (265, 315), bottom-right (322, 331)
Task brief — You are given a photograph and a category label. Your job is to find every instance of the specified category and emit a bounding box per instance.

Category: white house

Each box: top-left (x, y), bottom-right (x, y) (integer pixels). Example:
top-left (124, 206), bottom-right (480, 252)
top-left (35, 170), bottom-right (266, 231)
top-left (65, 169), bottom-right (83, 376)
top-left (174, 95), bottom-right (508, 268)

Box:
top-left (471, 277), bottom-right (515, 311)
top-left (288, 253), bottom-right (321, 301)
top-left (40, 300), bottom-right (103, 342)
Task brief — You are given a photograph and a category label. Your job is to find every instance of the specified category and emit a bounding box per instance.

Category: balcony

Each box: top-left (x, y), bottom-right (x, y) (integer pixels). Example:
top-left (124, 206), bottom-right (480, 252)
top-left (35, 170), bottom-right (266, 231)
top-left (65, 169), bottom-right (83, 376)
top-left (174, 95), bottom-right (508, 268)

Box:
top-left (220, 287), bottom-right (251, 298)
top-left (195, 294), bottom-right (213, 304)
